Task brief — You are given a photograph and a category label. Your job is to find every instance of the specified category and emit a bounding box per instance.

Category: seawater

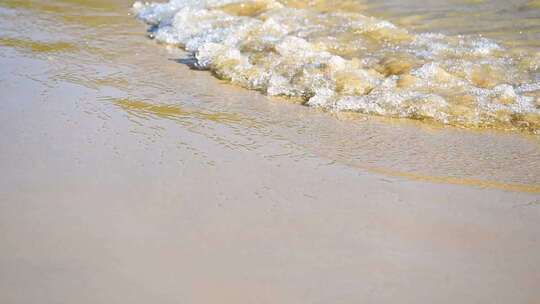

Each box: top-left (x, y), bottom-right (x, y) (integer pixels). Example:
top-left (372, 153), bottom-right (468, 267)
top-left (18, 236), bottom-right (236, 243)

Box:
top-left (133, 0), bottom-right (540, 133)
top-left (0, 0), bottom-right (539, 190)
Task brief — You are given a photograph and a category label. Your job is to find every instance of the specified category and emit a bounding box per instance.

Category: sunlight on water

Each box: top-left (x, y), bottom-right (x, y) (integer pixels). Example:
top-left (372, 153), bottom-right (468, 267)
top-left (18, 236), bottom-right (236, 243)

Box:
top-left (0, 37), bottom-right (76, 53)
top-left (0, 0), bottom-right (120, 11)
top-left (365, 166), bottom-right (540, 194)
top-left (133, 0), bottom-right (540, 133)
top-left (113, 98), bottom-right (244, 124)
top-left (0, 0), bottom-right (129, 29)
top-left (528, 0), bottom-right (540, 8)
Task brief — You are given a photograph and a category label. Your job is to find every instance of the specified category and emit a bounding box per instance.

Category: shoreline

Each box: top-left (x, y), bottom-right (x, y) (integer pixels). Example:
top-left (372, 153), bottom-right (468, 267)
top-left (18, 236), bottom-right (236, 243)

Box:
top-left (1, 1), bottom-right (540, 303)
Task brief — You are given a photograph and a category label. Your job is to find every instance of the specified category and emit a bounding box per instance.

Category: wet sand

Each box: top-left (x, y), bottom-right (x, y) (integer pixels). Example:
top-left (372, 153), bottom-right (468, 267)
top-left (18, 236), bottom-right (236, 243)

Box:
top-left (1, 0), bottom-right (540, 303)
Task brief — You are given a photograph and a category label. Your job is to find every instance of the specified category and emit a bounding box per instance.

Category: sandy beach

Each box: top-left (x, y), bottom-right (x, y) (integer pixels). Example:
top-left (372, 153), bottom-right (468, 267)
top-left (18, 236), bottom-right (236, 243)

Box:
top-left (1, 0), bottom-right (540, 303)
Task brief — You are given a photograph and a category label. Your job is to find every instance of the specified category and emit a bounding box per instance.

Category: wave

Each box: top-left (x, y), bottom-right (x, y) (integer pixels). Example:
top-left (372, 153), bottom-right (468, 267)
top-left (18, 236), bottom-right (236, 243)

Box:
top-left (133, 0), bottom-right (540, 132)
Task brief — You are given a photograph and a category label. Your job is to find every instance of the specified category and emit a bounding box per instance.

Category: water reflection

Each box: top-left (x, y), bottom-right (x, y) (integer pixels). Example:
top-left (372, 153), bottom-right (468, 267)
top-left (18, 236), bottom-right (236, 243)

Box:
top-left (112, 98), bottom-right (244, 124)
top-left (0, 37), bottom-right (76, 53)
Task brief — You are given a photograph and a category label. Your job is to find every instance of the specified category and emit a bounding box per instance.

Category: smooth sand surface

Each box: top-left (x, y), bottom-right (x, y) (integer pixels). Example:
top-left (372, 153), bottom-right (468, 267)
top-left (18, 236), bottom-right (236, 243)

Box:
top-left (1, 1), bottom-right (540, 303)
top-left (2, 50), bottom-right (540, 304)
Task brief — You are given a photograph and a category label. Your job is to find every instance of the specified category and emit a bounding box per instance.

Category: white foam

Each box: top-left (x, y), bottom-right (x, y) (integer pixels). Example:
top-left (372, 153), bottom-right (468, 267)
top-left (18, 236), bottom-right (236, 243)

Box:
top-left (133, 0), bottom-right (540, 132)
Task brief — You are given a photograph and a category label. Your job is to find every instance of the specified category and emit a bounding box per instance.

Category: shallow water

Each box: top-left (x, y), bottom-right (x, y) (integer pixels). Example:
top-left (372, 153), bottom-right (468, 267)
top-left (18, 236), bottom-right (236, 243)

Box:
top-left (0, 0), bottom-right (539, 190)
top-left (134, 0), bottom-right (540, 132)
top-left (1, 2), bottom-right (540, 303)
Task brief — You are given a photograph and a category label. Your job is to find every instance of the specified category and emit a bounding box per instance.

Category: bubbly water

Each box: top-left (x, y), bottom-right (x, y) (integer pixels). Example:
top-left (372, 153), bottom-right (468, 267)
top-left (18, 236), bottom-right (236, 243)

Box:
top-left (133, 0), bottom-right (540, 132)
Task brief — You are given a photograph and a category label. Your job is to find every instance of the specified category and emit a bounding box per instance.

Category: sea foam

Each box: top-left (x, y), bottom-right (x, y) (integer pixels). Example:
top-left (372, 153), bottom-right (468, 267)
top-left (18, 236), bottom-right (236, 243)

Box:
top-left (133, 0), bottom-right (540, 132)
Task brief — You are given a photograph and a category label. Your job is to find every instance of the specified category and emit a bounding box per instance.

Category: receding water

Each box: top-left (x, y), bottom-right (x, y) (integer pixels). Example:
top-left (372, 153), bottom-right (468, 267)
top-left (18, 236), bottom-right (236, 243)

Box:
top-left (0, 0), bottom-right (539, 191)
